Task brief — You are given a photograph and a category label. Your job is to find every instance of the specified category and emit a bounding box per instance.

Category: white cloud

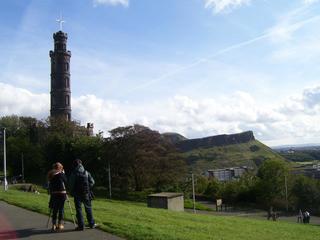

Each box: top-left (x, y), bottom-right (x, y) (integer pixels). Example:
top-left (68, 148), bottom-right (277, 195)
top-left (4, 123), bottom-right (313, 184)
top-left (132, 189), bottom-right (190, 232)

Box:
top-left (303, 0), bottom-right (319, 5)
top-left (2, 82), bottom-right (320, 146)
top-left (270, 35), bottom-right (320, 62)
top-left (69, 86), bottom-right (320, 145)
top-left (93, 0), bottom-right (129, 7)
top-left (72, 95), bottom-right (129, 133)
top-left (268, 21), bottom-right (303, 43)
top-left (266, 4), bottom-right (320, 63)
top-left (0, 83), bottom-right (48, 119)
top-left (266, 5), bottom-right (320, 43)
top-left (204, 0), bottom-right (251, 13)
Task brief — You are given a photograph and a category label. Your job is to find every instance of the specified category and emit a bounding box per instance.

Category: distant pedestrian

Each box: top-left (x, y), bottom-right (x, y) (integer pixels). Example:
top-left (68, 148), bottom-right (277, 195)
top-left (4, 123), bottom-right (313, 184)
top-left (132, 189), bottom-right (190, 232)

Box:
top-left (272, 211), bottom-right (278, 221)
top-left (297, 209), bottom-right (303, 223)
top-left (303, 211), bottom-right (310, 224)
top-left (69, 159), bottom-right (97, 231)
top-left (267, 206), bottom-right (273, 220)
top-left (48, 162), bottom-right (67, 231)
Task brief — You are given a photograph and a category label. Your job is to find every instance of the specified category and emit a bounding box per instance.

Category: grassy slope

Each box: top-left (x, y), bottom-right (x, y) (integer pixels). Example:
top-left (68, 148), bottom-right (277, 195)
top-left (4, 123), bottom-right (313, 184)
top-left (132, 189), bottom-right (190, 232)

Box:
top-left (181, 140), bottom-right (286, 173)
top-left (1, 189), bottom-right (319, 240)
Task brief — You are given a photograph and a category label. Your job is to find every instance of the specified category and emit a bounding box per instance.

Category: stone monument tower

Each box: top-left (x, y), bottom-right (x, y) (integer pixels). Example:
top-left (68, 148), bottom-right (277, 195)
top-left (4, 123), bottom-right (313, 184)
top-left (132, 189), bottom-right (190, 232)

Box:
top-left (49, 18), bottom-right (71, 121)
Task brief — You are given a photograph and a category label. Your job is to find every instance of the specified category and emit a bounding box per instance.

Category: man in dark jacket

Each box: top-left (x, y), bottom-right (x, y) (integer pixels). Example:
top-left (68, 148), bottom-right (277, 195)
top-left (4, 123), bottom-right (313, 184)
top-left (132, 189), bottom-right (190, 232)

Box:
top-left (69, 159), bottom-right (97, 230)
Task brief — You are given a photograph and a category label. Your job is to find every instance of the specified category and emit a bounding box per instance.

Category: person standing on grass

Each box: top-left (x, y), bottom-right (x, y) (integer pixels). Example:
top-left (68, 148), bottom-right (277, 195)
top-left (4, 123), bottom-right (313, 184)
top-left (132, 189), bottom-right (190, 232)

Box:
top-left (48, 162), bottom-right (67, 232)
top-left (69, 159), bottom-right (97, 231)
top-left (267, 206), bottom-right (273, 220)
top-left (304, 210), bottom-right (310, 224)
top-left (297, 209), bottom-right (303, 223)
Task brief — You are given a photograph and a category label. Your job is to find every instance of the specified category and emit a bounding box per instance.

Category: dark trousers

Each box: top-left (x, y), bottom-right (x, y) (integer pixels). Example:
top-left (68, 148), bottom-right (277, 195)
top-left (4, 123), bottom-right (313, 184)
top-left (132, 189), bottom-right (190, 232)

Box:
top-left (50, 194), bottom-right (66, 225)
top-left (74, 194), bottom-right (95, 228)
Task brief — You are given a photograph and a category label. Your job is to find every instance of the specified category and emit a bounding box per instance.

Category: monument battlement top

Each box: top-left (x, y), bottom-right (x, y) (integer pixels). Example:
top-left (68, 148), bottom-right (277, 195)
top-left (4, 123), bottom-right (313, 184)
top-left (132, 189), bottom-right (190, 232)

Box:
top-left (53, 31), bottom-right (68, 39)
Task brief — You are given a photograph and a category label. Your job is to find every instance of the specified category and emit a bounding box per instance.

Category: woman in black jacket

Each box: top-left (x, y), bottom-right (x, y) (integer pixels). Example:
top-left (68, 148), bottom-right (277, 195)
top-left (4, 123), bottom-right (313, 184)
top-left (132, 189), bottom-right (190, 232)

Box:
top-left (48, 162), bottom-right (67, 231)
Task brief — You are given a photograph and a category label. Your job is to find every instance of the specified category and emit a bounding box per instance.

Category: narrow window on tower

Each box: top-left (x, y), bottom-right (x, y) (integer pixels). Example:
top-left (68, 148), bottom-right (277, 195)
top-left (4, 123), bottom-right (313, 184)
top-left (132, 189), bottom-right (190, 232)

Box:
top-left (51, 95), bottom-right (55, 106)
top-left (65, 77), bottom-right (69, 88)
top-left (51, 59), bottom-right (55, 72)
top-left (51, 76), bottom-right (55, 88)
top-left (65, 63), bottom-right (69, 71)
top-left (65, 95), bottom-right (70, 106)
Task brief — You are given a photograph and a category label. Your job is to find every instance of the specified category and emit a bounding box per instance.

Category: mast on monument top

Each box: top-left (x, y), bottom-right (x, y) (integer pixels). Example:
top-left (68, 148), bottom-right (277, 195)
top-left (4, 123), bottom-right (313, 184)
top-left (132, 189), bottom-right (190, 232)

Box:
top-left (56, 12), bottom-right (65, 31)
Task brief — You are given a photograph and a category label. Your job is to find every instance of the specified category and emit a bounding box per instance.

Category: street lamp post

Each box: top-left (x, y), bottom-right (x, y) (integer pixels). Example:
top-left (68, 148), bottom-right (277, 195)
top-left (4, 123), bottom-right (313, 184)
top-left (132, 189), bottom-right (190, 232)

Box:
top-left (2, 128), bottom-right (8, 191)
top-left (108, 161), bottom-right (112, 199)
top-left (191, 173), bottom-right (196, 213)
top-left (102, 156), bottom-right (112, 199)
top-left (21, 152), bottom-right (25, 183)
top-left (285, 175), bottom-right (288, 212)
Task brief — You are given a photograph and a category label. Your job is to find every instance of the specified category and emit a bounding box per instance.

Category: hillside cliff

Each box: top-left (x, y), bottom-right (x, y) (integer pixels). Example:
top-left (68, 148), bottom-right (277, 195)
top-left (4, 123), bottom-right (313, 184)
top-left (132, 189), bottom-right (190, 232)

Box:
top-left (176, 131), bottom-right (255, 152)
top-left (161, 131), bottom-right (285, 172)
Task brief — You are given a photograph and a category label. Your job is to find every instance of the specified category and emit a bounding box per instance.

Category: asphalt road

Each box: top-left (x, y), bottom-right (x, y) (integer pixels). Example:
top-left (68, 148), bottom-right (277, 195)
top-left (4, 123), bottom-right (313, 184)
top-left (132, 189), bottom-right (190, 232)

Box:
top-left (0, 201), bottom-right (125, 240)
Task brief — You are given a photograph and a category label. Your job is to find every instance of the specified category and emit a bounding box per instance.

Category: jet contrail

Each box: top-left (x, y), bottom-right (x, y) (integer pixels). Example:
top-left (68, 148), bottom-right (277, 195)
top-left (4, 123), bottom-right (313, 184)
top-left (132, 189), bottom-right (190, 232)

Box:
top-left (126, 14), bottom-right (320, 94)
top-left (126, 33), bottom-right (269, 94)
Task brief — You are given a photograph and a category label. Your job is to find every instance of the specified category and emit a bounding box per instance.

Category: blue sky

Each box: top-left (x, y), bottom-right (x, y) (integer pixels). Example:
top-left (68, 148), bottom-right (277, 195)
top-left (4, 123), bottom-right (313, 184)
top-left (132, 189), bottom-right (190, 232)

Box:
top-left (1, 0), bottom-right (320, 146)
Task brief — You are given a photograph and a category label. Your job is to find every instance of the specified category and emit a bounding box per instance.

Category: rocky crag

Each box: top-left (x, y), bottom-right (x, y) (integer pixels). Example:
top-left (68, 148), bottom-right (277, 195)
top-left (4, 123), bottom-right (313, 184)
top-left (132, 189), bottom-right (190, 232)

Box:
top-left (173, 131), bottom-right (255, 152)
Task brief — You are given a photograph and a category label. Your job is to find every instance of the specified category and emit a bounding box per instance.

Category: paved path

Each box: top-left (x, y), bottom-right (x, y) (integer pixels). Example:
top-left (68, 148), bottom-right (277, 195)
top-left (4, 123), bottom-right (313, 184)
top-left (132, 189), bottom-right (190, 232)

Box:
top-left (0, 201), bottom-right (125, 240)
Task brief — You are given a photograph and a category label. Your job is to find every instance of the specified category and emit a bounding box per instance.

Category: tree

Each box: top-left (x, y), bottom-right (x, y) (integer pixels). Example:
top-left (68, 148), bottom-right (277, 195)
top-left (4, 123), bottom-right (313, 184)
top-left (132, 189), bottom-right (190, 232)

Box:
top-left (0, 115), bottom-right (21, 137)
top-left (104, 124), bottom-right (187, 193)
top-left (0, 116), bottom-right (47, 182)
top-left (221, 181), bottom-right (239, 205)
top-left (204, 178), bottom-right (222, 200)
top-left (43, 118), bottom-right (96, 173)
top-left (256, 159), bottom-right (289, 207)
top-left (195, 175), bottom-right (209, 194)
top-left (6, 136), bottom-right (42, 181)
top-left (70, 136), bottom-right (104, 184)
top-left (291, 175), bottom-right (320, 212)
top-left (237, 172), bottom-right (258, 203)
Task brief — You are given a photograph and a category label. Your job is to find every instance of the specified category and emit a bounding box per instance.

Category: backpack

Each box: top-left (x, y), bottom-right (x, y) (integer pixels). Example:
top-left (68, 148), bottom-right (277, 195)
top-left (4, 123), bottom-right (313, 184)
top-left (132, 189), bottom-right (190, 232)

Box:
top-left (74, 170), bottom-right (90, 195)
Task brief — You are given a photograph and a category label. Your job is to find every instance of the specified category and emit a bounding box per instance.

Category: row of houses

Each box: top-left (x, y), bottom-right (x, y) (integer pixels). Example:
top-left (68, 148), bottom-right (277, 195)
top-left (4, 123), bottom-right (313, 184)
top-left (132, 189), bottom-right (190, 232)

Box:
top-left (292, 163), bottom-right (320, 179)
top-left (206, 166), bottom-right (251, 181)
top-left (207, 163), bottom-right (320, 182)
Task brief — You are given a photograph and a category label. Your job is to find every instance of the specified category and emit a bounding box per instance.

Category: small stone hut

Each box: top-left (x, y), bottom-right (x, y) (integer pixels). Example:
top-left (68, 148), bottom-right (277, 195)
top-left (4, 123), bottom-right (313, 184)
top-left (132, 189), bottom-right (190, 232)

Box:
top-left (147, 192), bottom-right (184, 211)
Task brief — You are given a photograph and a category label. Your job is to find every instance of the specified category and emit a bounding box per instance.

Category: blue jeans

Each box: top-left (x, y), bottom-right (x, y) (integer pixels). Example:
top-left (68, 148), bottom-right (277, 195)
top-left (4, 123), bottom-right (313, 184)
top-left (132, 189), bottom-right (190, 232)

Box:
top-left (74, 194), bottom-right (95, 228)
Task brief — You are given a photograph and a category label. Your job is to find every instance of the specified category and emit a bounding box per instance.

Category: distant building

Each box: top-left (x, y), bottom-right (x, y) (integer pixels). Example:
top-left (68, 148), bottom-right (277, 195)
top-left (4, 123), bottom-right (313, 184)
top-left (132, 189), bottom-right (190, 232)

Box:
top-left (50, 30), bottom-right (72, 121)
top-left (49, 20), bottom-right (95, 135)
top-left (207, 166), bottom-right (250, 181)
top-left (292, 164), bottom-right (320, 179)
top-left (86, 123), bottom-right (94, 136)
top-left (147, 192), bottom-right (184, 212)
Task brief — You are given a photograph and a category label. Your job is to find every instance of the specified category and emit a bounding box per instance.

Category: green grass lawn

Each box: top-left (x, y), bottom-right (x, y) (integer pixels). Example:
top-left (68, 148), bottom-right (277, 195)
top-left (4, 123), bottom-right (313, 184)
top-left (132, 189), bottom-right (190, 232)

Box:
top-left (1, 189), bottom-right (320, 240)
top-left (184, 199), bottom-right (213, 211)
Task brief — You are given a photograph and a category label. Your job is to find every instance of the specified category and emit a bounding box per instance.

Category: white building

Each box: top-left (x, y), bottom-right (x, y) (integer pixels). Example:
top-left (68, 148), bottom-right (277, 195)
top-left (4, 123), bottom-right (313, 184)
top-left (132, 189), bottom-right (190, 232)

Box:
top-left (207, 166), bottom-right (250, 181)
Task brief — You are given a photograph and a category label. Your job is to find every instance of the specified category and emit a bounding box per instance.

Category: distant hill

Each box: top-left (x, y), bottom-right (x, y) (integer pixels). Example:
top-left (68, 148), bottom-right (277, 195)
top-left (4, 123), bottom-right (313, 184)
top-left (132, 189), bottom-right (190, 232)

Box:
top-left (274, 145), bottom-right (320, 162)
top-left (176, 131), bottom-right (255, 151)
top-left (273, 144), bottom-right (320, 151)
top-left (162, 132), bottom-right (188, 145)
top-left (162, 131), bottom-right (286, 173)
